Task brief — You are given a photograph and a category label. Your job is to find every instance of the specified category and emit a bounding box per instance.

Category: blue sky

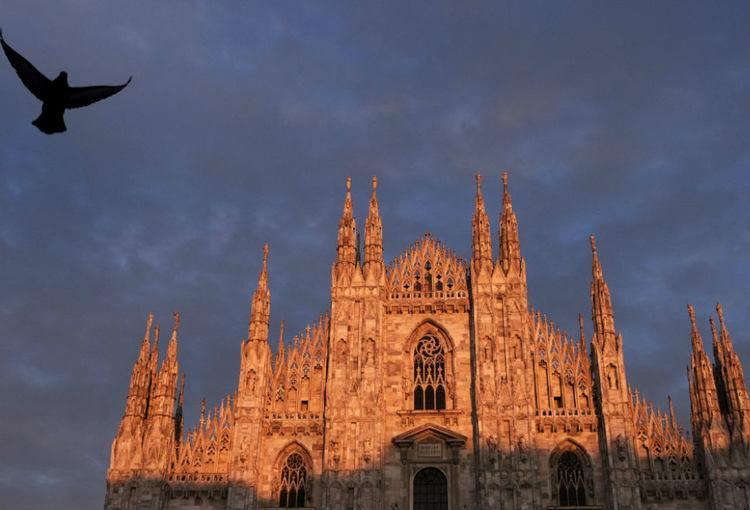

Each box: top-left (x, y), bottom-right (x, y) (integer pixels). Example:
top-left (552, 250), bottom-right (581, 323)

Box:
top-left (1, 2), bottom-right (749, 508)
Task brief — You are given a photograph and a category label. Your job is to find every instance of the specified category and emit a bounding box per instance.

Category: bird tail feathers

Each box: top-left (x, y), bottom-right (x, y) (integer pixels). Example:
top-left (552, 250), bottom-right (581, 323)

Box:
top-left (32, 109), bottom-right (66, 134)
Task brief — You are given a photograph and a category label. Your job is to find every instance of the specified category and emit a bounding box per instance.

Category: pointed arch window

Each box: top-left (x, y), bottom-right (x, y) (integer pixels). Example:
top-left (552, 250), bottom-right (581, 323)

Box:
top-left (555, 451), bottom-right (587, 507)
top-left (413, 335), bottom-right (447, 410)
top-left (278, 453), bottom-right (307, 508)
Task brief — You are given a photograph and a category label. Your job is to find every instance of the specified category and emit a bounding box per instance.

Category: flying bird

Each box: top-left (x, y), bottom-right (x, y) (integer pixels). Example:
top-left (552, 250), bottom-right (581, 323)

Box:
top-left (1, 28), bottom-right (131, 134)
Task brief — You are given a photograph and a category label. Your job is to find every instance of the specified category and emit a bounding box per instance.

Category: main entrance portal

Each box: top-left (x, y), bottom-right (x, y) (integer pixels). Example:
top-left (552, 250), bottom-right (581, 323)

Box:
top-left (413, 467), bottom-right (448, 510)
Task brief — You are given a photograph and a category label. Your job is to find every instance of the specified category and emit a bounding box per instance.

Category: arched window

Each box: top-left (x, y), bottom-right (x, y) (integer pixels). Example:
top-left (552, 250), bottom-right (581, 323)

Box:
top-left (278, 453), bottom-right (307, 508)
top-left (413, 467), bottom-right (448, 510)
top-left (556, 451), bottom-right (586, 507)
top-left (413, 335), bottom-right (447, 410)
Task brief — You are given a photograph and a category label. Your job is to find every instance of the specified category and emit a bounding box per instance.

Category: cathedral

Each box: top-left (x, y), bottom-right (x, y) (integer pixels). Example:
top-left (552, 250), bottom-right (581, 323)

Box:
top-left (104, 174), bottom-right (750, 510)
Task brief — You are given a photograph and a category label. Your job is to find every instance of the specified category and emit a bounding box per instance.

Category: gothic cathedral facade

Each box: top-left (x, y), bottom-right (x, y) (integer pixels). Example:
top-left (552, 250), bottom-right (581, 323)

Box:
top-left (105, 174), bottom-right (750, 510)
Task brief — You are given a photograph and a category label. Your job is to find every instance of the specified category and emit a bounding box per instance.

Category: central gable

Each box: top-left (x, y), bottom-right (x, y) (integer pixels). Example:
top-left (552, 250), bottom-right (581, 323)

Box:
top-left (386, 234), bottom-right (468, 305)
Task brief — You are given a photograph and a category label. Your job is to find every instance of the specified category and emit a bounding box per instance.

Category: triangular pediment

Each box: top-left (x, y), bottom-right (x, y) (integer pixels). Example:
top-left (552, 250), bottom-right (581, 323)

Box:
top-left (386, 234), bottom-right (468, 299)
top-left (392, 423), bottom-right (467, 448)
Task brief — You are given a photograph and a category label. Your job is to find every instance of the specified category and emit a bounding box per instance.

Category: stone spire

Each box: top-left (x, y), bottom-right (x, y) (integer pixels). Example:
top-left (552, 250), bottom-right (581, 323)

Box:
top-left (687, 304), bottom-right (721, 428)
top-left (165, 312), bottom-right (179, 365)
top-left (688, 305), bottom-right (704, 354)
top-left (150, 312), bottom-right (180, 419)
top-left (363, 176), bottom-right (384, 278)
top-left (578, 312), bottom-right (586, 352)
top-left (471, 173), bottom-right (492, 273)
top-left (137, 313), bottom-right (154, 368)
top-left (199, 398), bottom-right (206, 428)
top-left (174, 372), bottom-right (185, 447)
top-left (125, 313), bottom-right (154, 418)
top-left (712, 304), bottom-right (750, 442)
top-left (335, 176), bottom-right (358, 278)
top-left (668, 394), bottom-right (678, 429)
top-left (248, 243), bottom-right (270, 343)
top-left (109, 313), bottom-right (159, 475)
top-left (149, 324), bottom-right (160, 388)
top-left (275, 320), bottom-right (286, 373)
top-left (140, 312), bottom-right (181, 475)
top-left (589, 235), bottom-right (617, 348)
top-left (716, 303), bottom-right (735, 350)
top-left (499, 172), bottom-right (521, 273)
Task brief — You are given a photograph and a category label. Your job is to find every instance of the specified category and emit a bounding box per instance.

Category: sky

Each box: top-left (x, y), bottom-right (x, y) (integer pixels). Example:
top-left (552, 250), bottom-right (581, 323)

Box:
top-left (0, 1), bottom-right (749, 508)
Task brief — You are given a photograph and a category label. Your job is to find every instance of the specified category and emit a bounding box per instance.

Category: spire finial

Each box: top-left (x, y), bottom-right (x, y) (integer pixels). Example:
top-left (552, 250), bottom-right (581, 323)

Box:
top-left (668, 394), bottom-right (677, 425)
top-left (259, 243), bottom-right (269, 284)
top-left (688, 304), bottom-right (704, 353)
top-left (498, 171), bottom-right (522, 272)
top-left (709, 315), bottom-right (719, 344)
top-left (152, 324), bottom-right (160, 351)
top-left (172, 311), bottom-right (180, 332)
top-left (475, 172), bottom-right (482, 192)
top-left (715, 302), bottom-right (734, 348)
top-left (200, 398), bottom-right (206, 426)
top-left (363, 174), bottom-right (383, 273)
top-left (248, 243), bottom-right (271, 342)
top-left (590, 234), bottom-right (603, 278)
top-left (145, 312), bottom-right (154, 339)
top-left (688, 304), bottom-right (697, 330)
top-left (346, 176), bottom-right (352, 192)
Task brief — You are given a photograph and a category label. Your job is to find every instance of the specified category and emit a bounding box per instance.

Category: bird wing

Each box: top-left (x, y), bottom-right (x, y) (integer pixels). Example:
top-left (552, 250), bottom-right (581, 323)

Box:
top-left (1, 34), bottom-right (51, 101)
top-left (65, 77), bottom-right (131, 109)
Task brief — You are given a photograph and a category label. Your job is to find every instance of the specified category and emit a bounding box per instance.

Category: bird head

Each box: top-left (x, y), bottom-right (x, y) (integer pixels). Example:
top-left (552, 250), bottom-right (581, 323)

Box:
top-left (55, 71), bottom-right (69, 85)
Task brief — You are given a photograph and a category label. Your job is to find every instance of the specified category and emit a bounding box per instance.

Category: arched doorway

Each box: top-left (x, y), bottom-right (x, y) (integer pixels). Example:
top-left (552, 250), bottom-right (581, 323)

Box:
top-left (413, 467), bottom-right (448, 510)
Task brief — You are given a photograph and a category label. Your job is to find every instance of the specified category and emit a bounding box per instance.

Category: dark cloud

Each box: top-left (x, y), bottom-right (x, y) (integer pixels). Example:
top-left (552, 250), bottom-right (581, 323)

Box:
top-left (1, 1), bottom-right (749, 508)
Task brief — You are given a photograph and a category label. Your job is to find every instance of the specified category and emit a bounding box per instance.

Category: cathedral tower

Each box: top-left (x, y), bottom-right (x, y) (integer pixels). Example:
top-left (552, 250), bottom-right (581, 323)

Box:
top-left (588, 236), bottom-right (641, 509)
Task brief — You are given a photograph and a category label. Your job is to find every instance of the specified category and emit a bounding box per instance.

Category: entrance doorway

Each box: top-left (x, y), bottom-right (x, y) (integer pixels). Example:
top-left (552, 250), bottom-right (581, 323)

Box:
top-left (413, 467), bottom-right (448, 510)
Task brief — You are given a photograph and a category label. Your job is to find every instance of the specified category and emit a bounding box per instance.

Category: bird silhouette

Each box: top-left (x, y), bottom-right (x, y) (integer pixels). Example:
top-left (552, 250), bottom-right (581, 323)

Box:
top-left (1, 28), bottom-right (131, 134)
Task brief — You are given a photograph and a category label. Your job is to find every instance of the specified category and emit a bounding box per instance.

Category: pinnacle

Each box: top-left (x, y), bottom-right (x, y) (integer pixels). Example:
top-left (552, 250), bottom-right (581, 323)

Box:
top-left (144, 312), bottom-right (154, 339)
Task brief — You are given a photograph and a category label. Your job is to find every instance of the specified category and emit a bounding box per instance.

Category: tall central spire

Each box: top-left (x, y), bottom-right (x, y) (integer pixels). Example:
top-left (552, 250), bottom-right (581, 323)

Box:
top-left (499, 172), bottom-right (521, 273)
top-left (248, 243), bottom-right (270, 342)
top-left (363, 176), bottom-right (383, 277)
top-left (471, 173), bottom-right (492, 272)
top-left (335, 176), bottom-right (357, 275)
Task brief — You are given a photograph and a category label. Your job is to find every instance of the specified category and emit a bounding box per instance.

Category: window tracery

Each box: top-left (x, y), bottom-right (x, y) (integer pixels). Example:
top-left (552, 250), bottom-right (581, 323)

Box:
top-left (413, 335), bottom-right (447, 411)
top-left (556, 451), bottom-right (587, 506)
top-left (278, 453), bottom-right (307, 508)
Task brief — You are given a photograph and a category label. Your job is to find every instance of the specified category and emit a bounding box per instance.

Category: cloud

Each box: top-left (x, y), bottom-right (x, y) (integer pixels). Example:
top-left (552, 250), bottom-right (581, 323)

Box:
top-left (0, 1), bottom-right (749, 508)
